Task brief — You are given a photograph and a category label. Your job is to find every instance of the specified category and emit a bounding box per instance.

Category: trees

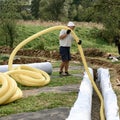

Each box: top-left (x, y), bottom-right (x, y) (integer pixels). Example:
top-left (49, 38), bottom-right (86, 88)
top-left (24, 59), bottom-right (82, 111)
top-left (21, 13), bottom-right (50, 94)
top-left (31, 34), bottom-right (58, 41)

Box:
top-left (39, 0), bottom-right (64, 21)
top-left (30, 0), bottom-right (81, 21)
top-left (0, 0), bottom-right (19, 48)
top-left (93, 0), bottom-right (120, 43)
top-left (58, 0), bottom-right (72, 21)
top-left (30, 0), bottom-right (95, 22)
top-left (31, 0), bottom-right (40, 19)
top-left (76, 0), bottom-right (95, 21)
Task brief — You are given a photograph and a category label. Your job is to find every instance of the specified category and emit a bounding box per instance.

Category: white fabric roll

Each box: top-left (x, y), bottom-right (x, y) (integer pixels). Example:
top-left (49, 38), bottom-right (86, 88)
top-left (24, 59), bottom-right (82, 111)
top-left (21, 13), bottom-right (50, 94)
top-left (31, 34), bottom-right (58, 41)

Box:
top-left (97, 68), bottom-right (119, 120)
top-left (66, 68), bottom-right (93, 120)
top-left (0, 62), bottom-right (52, 75)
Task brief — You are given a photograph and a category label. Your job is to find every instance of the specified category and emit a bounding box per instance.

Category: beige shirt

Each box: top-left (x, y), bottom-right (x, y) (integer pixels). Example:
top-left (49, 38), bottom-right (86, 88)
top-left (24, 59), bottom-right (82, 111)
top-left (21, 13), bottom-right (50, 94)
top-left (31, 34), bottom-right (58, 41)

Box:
top-left (59, 29), bottom-right (73, 47)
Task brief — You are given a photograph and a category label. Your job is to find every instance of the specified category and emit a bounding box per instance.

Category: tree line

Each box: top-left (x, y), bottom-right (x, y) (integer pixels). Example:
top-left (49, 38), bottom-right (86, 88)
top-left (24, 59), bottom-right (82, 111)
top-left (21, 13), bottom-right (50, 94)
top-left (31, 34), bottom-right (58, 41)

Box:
top-left (0, 0), bottom-right (120, 47)
top-left (31, 0), bottom-right (95, 22)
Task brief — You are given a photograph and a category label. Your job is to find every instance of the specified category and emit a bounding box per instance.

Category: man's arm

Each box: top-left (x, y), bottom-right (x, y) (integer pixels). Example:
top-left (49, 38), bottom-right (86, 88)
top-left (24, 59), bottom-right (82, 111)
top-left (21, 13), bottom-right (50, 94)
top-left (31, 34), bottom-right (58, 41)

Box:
top-left (59, 29), bottom-right (71, 39)
top-left (59, 34), bottom-right (67, 39)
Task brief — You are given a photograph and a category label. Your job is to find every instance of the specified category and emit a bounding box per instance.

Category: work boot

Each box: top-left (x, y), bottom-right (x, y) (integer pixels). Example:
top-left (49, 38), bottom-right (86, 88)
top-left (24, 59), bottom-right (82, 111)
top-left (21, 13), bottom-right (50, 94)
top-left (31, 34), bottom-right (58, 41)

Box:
top-left (64, 72), bottom-right (71, 76)
top-left (59, 71), bottom-right (63, 77)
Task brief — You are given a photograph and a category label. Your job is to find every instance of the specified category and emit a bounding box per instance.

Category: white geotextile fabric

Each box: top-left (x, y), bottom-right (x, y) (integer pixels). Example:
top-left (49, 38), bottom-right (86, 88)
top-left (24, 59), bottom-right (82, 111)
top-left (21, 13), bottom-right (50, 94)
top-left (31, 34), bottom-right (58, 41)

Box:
top-left (97, 68), bottom-right (120, 120)
top-left (0, 62), bottom-right (52, 74)
top-left (66, 68), bottom-right (93, 120)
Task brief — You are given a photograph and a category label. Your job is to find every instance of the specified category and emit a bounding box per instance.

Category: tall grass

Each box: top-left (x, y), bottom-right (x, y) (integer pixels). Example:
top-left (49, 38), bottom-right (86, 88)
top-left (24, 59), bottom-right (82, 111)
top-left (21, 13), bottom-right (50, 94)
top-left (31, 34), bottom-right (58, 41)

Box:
top-left (1, 22), bottom-right (117, 53)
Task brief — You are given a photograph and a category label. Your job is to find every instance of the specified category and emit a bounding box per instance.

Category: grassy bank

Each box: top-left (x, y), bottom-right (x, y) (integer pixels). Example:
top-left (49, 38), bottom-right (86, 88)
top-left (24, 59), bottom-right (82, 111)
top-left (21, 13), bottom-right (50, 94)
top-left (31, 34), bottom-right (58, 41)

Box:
top-left (9, 23), bottom-right (117, 54)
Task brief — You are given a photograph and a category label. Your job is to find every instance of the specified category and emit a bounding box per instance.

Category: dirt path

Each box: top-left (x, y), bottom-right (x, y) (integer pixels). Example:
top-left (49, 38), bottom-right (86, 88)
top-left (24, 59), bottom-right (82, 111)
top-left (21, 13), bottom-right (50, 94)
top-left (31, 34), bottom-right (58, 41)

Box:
top-left (23, 84), bottom-right (79, 98)
top-left (0, 107), bottom-right (70, 120)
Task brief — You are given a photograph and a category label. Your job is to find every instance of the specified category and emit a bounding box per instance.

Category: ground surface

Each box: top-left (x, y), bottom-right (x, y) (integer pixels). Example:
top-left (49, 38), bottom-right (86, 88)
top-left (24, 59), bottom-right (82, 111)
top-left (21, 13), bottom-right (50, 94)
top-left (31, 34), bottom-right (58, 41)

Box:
top-left (0, 47), bottom-right (120, 120)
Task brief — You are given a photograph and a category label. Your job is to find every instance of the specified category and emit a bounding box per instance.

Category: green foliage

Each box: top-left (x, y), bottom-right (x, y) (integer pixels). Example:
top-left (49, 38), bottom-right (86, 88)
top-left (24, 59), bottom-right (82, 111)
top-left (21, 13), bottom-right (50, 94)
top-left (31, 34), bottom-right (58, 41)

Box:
top-left (93, 0), bottom-right (120, 43)
top-left (0, 0), bottom-right (19, 48)
top-left (39, 0), bottom-right (65, 21)
top-left (77, 6), bottom-right (94, 21)
top-left (21, 10), bottom-right (33, 20)
top-left (0, 21), bottom-right (117, 53)
top-left (11, 24), bottom-right (116, 53)
top-left (68, 4), bottom-right (77, 20)
top-left (33, 39), bottom-right (45, 50)
top-left (31, 0), bottom-right (40, 19)
top-left (0, 55), bottom-right (9, 62)
top-left (31, 0), bottom-right (95, 22)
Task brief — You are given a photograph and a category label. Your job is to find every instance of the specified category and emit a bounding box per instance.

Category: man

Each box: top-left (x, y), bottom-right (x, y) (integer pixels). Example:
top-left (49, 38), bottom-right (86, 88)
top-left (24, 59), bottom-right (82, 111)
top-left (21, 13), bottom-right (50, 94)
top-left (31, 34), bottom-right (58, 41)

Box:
top-left (59, 21), bottom-right (75, 76)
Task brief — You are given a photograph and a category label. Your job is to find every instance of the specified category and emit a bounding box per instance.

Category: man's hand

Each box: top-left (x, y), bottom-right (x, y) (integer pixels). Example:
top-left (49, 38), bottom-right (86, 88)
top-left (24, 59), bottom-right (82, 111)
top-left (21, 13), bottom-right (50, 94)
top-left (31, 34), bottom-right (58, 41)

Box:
top-left (78, 40), bottom-right (82, 45)
top-left (66, 29), bottom-right (71, 34)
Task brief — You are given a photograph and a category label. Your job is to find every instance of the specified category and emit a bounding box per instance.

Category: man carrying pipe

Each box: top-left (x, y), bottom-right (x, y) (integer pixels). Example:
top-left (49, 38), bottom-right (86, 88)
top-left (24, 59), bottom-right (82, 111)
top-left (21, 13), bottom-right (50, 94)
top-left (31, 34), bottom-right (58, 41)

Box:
top-left (59, 21), bottom-right (76, 76)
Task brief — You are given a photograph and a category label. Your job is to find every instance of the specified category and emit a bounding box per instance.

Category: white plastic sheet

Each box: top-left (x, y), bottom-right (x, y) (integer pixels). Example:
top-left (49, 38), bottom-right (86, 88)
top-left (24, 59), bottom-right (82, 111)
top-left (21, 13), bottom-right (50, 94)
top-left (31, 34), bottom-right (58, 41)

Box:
top-left (97, 68), bottom-right (120, 120)
top-left (66, 68), bottom-right (93, 120)
top-left (0, 62), bottom-right (52, 74)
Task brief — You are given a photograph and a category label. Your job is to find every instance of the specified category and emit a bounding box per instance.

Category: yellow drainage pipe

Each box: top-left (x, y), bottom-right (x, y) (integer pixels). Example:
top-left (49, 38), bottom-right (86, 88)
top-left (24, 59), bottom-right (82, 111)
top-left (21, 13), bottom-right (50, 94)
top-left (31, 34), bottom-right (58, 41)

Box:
top-left (7, 25), bottom-right (104, 120)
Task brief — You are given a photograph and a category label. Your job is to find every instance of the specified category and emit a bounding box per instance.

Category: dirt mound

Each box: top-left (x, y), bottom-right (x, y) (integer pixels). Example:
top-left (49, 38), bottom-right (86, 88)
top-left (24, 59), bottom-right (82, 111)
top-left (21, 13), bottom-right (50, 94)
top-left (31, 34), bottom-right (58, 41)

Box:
top-left (0, 46), bottom-right (61, 60)
top-left (0, 46), bottom-right (13, 54)
top-left (0, 46), bottom-right (105, 58)
top-left (84, 48), bottom-right (106, 57)
top-left (13, 57), bottom-right (46, 64)
top-left (0, 46), bottom-right (119, 77)
top-left (86, 58), bottom-right (120, 80)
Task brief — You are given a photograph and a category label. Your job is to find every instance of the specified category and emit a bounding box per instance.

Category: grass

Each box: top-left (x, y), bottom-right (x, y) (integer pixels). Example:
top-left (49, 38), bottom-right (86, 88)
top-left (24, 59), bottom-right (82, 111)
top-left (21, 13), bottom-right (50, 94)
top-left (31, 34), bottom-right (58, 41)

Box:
top-left (6, 23), bottom-right (116, 54)
top-left (17, 61), bottom-right (83, 90)
top-left (48, 73), bottom-right (82, 87)
top-left (14, 24), bottom-right (60, 51)
top-left (75, 27), bottom-right (117, 53)
top-left (0, 92), bottom-right (77, 117)
top-left (47, 61), bottom-right (83, 87)
top-left (0, 21), bottom-right (117, 54)
top-left (18, 73), bottom-right (82, 90)
top-left (0, 60), bottom-right (81, 117)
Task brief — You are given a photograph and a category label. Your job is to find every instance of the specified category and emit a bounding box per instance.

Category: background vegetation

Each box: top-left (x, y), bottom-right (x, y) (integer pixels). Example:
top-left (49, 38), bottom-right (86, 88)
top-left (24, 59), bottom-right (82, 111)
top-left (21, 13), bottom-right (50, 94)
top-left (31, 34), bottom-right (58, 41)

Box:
top-left (0, 23), bottom-right (117, 54)
top-left (0, 0), bottom-right (120, 48)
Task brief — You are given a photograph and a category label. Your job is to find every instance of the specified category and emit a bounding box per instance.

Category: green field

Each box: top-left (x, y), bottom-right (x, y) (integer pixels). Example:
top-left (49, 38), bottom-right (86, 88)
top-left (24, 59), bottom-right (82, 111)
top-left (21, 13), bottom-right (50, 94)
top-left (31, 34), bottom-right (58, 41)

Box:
top-left (0, 22), bottom-right (117, 54)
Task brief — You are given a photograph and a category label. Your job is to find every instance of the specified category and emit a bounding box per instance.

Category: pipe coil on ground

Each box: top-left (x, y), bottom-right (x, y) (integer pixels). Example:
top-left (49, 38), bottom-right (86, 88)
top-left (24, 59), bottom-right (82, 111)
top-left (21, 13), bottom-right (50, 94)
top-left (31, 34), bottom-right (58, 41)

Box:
top-left (0, 73), bottom-right (22, 104)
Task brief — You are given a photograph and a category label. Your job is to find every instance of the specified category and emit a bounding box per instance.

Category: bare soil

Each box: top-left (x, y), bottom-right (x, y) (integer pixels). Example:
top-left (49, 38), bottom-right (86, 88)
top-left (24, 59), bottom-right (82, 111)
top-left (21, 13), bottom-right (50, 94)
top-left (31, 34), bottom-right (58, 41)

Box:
top-left (0, 46), bottom-right (119, 78)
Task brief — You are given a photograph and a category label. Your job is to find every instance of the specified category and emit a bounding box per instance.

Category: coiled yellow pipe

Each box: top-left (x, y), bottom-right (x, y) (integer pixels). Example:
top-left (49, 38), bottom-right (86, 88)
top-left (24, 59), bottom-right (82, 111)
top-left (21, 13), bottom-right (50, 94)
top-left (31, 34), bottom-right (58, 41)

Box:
top-left (0, 25), bottom-right (104, 120)
top-left (0, 73), bottom-right (22, 104)
top-left (6, 65), bottom-right (50, 86)
top-left (0, 65), bottom-right (50, 104)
